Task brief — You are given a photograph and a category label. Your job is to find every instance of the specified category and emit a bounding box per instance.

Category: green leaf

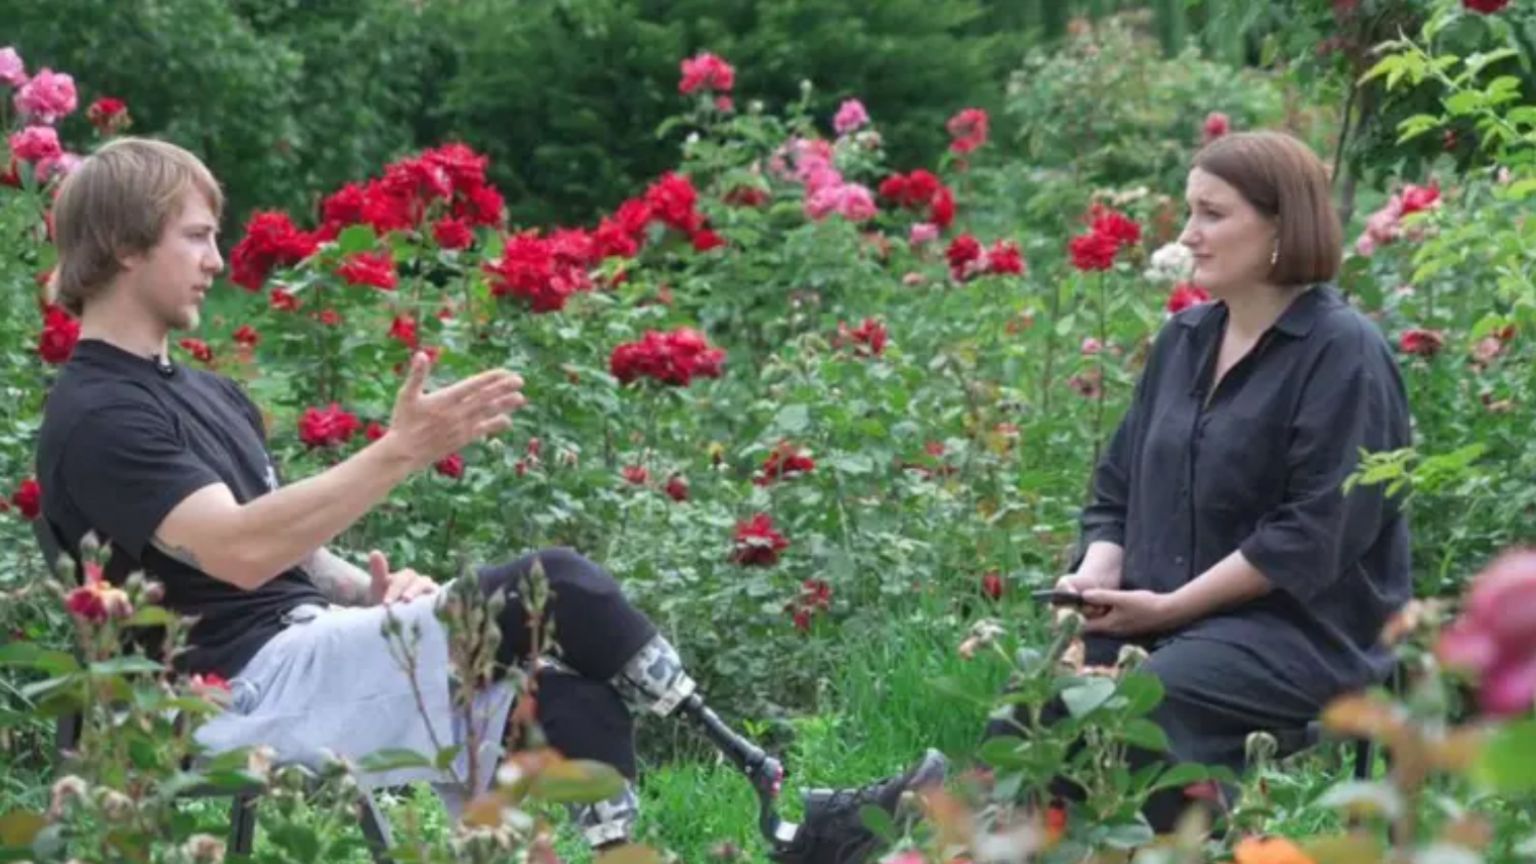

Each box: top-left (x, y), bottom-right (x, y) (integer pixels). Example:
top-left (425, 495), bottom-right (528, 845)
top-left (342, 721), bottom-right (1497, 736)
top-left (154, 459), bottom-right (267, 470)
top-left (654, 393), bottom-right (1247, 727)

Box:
top-left (1098, 819), bottom-right (1154, 849)
top-left (772, 404), bottom-right (810, 435)
top-left (1477, 718), bottom-right (1536, 793)
top-left (357, 748), bottom-right (434, 774)
top-left (88, 656), bottom-right (163, 677)
top-left (1147, 762), bottom-right (1213, 794)
top-left (1119, 718), bottom-right (1170, 753)
top-left (976, 736), bottom-right (1028, 769)
top-left (336, 225), bottom-right (377, 255)
top-left (1060, 677), bottom-right (1116, 718)
top-left (0, 643), bottom-right (80, 676)
top-left (125, 606), bottom-right (177, 628)
top-left (857, 804), bottom-right (898, 842)
top-left (1117, 673), bottom-right (1164, 717)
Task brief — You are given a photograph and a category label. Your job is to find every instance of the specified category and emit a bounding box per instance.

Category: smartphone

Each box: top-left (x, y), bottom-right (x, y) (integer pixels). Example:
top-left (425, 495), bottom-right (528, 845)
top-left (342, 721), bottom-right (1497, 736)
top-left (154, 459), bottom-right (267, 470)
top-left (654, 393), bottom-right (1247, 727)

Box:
top-left (1030, 589), bottom-right (1087, 608)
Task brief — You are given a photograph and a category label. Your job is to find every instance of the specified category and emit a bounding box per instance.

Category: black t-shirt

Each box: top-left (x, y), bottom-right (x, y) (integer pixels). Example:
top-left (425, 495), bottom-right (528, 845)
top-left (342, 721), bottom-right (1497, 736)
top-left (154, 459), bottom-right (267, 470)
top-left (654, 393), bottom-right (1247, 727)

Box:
top-left (36, 339), bottom-right (325, 678)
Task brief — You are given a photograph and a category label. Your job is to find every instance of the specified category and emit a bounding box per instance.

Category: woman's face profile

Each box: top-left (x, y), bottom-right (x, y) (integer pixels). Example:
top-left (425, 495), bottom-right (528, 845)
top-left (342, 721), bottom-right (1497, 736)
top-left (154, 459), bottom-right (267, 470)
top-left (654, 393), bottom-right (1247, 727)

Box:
top-left (1178, 167), bottom-right (1278, 298)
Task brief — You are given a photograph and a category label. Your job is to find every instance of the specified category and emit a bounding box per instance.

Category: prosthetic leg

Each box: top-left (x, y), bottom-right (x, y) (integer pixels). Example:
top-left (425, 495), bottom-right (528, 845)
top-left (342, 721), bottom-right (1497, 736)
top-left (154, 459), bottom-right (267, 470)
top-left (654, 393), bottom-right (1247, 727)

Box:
top-left (608, 635), bottom-right (949, 863)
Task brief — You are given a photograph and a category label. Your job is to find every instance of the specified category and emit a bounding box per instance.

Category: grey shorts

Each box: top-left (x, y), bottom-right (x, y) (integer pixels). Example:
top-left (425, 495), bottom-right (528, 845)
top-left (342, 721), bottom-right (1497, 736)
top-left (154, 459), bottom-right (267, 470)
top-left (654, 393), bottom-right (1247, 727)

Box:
top-left (194, 588), bottom-right (516, 793)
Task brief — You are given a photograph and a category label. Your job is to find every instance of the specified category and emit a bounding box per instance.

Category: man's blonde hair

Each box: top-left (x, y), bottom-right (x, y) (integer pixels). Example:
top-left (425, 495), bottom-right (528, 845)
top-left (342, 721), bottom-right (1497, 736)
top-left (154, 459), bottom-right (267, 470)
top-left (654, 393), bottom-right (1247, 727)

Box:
top-left (51, 137), bottom-right (224, 315)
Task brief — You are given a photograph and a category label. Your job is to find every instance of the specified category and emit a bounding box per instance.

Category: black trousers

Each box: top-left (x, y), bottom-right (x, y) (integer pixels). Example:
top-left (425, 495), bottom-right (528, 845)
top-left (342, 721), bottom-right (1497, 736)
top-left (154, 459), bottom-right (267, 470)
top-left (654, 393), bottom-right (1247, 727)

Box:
top-left (475, 547), bottom-right (656, 779)
top-left (983, 634), bottom-right (1322, 831)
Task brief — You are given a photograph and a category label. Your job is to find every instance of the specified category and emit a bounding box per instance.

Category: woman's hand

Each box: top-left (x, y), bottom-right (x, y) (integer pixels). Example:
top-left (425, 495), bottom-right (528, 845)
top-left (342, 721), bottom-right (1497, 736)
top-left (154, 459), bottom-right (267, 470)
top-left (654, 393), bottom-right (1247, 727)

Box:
top-left (1078, 589), bottom-right (1184, 636)
top-left (1056, 569), bottom-right (1119, 619)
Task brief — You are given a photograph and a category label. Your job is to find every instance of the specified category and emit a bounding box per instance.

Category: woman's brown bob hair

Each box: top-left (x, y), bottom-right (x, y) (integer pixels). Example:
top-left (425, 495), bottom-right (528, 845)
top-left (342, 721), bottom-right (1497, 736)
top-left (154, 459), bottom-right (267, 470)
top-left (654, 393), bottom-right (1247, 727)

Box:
top-left (1192, 131), bottom-right (1342, 287)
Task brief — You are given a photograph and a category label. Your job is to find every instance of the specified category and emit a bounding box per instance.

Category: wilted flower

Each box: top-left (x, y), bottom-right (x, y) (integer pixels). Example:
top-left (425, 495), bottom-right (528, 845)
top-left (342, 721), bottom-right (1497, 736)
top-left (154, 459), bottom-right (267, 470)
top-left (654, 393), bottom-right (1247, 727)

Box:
top-left (65, 561), bottom-right (133, 624)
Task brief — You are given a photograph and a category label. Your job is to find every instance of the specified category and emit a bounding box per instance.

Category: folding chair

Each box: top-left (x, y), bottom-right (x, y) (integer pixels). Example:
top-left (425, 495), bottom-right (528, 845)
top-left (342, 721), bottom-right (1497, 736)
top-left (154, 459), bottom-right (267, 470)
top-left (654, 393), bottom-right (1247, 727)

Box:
top-left (35, 519), bottom-right (395, 862)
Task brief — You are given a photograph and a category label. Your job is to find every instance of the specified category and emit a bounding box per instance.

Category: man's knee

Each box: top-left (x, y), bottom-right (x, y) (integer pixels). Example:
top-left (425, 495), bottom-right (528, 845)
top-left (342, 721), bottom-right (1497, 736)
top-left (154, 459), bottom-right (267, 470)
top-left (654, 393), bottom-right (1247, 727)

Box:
top-left (530, 547), bottom-right (625, 603)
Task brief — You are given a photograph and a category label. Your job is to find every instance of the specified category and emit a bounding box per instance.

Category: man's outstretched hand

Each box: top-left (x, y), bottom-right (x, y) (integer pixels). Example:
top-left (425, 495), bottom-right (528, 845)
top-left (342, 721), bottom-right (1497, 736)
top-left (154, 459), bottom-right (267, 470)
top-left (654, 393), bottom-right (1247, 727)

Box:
top-left (381, 352), bottom-right (526, 472)
top-left (367, 549), bottom-right (438, 606)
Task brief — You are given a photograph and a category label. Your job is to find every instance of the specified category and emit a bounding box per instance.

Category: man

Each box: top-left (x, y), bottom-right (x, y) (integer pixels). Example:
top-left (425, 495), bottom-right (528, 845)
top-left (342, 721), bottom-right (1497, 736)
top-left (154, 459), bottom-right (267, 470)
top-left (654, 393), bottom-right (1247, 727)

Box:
top-left (35, 137), bottom-right (944, 862)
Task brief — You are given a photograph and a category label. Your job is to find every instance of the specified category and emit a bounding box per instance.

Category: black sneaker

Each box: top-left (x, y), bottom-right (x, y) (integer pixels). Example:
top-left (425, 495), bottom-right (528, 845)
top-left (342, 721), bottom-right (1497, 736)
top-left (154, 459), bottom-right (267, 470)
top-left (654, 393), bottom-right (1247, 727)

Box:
top-left (770, 749), bottom-right (949, 864)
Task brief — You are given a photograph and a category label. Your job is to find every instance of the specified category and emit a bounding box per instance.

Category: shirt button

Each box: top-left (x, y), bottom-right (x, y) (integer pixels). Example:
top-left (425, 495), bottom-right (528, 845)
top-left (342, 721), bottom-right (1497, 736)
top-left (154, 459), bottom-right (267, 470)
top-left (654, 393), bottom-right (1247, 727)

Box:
top-left (1174, 555), bottom-right (1186, 566)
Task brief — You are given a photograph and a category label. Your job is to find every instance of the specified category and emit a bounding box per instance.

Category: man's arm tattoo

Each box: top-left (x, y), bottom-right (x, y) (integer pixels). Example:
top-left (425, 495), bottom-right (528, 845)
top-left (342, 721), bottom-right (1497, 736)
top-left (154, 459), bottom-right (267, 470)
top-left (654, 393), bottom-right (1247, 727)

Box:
top-left (299, 547), bottom-right (373, 606)
top-left (151, 536), bottom-right (202, 569)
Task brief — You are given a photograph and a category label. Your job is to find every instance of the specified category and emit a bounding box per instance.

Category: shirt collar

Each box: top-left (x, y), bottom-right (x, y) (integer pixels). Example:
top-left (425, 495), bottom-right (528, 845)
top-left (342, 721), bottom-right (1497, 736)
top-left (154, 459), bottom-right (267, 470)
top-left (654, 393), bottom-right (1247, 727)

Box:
top-left (1175, 283), bottom-right (1334, 338)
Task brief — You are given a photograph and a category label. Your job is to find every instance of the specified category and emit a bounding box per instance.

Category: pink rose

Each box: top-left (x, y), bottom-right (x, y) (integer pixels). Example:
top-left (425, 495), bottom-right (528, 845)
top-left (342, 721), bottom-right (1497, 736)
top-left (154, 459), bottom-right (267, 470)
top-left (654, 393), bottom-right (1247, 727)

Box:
top-left (908, 222), bottom-right (939, 246)
top-left (0, 47), bottom-right (25, 88)
top-left (1436, 550), bottom-right (1536, 717)
top-left (832, 99), bottom-right (870, 135)
top-left (8, 126), bottom-right (61, 164)
top-left (14, 69), bottom-right (77, 124)
top-left (679, 52), bottom-right (735, 95)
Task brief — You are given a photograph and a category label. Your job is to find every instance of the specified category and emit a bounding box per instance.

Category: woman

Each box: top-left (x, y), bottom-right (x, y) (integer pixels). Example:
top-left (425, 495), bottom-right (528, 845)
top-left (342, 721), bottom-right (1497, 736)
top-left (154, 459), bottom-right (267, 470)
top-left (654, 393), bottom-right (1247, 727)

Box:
top-left (998, 131), bottom-right (1414, 828)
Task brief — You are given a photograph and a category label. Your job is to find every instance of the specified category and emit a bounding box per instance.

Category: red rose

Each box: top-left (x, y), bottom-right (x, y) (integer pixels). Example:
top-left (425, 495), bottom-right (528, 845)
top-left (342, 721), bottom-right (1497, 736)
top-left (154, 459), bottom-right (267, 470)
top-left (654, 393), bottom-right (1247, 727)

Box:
top-left (389, 315), bottom-right (420, 349)
top-left (1166, 282), bottom-right (1212, 314)
top-left (788, 578), bottom-right (833, 632)
top-left (609, 328), bottom-right (726, 387)
top-left (1089, 207), bottom-right (1141, 251)
top-left (37, 303), bottom-right (80, 364)
top-left (690, 228), bottom-right (726, 252)
top-left (229, 211), bottom-right (319, 292)
top-left (317, 309), bottom-right (342, 327)
top-left (178, 338), bottom-right (213, 364)
top-left (833, 317), bottom-right (888, 357)
top-left (434, 453), bottom-right (465, 479)
top-left (929, 186), bottom-right (956, 229)
top-left (946, 234), bottom-right (984, 281)
top-left (1399, 328), bottom-right (1446, 357)
top-left (622, 465), bottom-right (649, 485)
top-left (233, 324), bottom-right (261, 348)
top-left (483, 231), bottom-right (592, 313)
top-left (365, 421), bottom-right (387, 442)
top-left (643, 172), bottom-right (703, 234)
top-left (269, 288), bottom-right (302, 312)
top-left (10, 478), bottom-right (41, 520)
top-left (432, 216), bottom-right (475, 250)
top-left (986, 240), bottom-right (1026, 276)
top-left (731, 513), bottom-right (789, 567)
top-left (1068, 231), bottom-right (1120, 272)
top-left (755, 441), bottom-right (816, 486)
top-left (981, 571), bottom-right (1005, 600)
top-left (946, 108), bottom-right (989, 155)
top-left (1201, 111), bottom-right (1230, 144)
top-left (298, 403), bottom-right (362, 448)
top-left (1399, 182), bottom-right (1440, 217)
top-left (337, 251), bottom-right (398, 290)
top-left (86, 97), bottom-right (131, 135)
top-left (665, 475), bottom-right (690, 502)
top-left (1463, 0), bottom-right (1510, 13)
top-left (679, 51), bottom-right (735, 95)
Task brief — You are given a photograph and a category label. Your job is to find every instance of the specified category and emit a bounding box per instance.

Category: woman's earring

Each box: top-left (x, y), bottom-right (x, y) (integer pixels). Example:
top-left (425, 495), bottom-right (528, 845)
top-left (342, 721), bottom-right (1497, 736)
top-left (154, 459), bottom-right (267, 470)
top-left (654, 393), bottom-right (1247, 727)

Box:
top-left (1270, 244), bottom-right (1279, 267)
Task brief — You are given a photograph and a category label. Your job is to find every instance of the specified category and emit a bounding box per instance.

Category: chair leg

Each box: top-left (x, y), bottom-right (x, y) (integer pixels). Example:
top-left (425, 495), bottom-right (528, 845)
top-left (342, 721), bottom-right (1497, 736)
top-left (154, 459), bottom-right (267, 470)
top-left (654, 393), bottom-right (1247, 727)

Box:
top-left (229, 792), bottom-right (259, 855)
top-left (357, 791), bottom-right (395, 864)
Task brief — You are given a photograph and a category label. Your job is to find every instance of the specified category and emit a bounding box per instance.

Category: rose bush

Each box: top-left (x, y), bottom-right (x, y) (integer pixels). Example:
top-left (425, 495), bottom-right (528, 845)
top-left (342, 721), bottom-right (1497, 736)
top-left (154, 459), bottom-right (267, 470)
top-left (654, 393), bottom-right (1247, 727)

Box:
top-left (4, 16), bottom-right (1536, 860)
